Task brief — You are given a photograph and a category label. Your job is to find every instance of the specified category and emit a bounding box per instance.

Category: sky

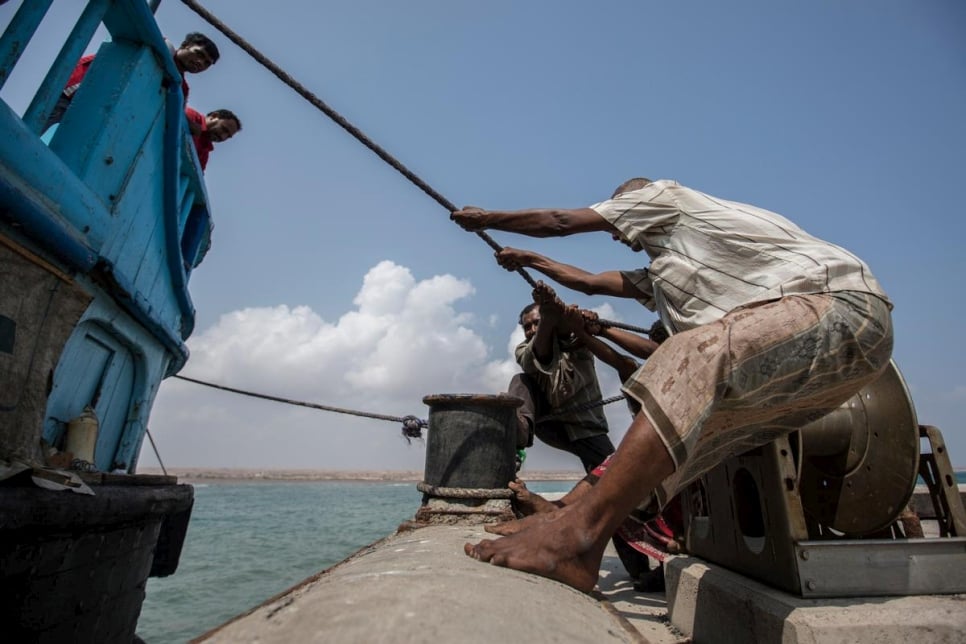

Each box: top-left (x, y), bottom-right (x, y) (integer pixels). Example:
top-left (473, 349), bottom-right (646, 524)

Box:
top-left (2, 1), bottom-right (964, 472)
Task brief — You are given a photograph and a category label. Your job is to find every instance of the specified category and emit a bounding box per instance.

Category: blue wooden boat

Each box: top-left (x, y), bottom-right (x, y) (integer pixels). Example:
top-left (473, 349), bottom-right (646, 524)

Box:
top-left (0, 1), bottom-right (207, 640)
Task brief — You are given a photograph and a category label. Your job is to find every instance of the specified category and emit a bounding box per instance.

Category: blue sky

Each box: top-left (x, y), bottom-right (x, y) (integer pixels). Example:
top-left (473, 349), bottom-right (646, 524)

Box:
top-left (3, 1), bottom-right (964, 471)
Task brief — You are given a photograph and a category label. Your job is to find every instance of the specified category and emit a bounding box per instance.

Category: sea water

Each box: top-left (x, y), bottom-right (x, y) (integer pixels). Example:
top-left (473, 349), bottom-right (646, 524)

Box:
top-left (135, 480), bottom-right (575, 643)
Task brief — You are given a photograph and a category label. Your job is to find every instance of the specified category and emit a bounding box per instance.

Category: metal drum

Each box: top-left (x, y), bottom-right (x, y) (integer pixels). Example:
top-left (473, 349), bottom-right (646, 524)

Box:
top-left (421, 393), bottom-right (522, 491)
top-left (797, 360), bottom-right (920, 535)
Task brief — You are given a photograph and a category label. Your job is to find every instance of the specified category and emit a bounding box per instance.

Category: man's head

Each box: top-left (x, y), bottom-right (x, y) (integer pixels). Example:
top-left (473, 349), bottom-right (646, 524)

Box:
top-left (175, 33), bottom-right (220, 74)
top-left (205, 109), bottom-right (241, 142)
top-left (519, 303), bottom-right (540, 342)
top-left (611, 177), bottom-right (652, 199)
top-left (607, 177), bottom-right (652, 251)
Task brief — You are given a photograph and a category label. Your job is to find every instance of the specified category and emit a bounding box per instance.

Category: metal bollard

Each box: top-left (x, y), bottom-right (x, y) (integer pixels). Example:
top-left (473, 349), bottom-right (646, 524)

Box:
top-left (414, 393), bottom-right (522, 525)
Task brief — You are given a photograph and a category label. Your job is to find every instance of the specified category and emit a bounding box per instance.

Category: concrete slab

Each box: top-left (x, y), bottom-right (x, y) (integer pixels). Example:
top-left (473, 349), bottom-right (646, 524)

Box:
top-left (666, 556), bottom-right (966, 644)
top-left (596, 548), bottom-right (688, 644)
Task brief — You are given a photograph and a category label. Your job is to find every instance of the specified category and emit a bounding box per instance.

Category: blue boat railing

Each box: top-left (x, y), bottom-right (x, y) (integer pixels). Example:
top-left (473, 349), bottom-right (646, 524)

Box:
top-left (0, 0), bottom-right (213, 372)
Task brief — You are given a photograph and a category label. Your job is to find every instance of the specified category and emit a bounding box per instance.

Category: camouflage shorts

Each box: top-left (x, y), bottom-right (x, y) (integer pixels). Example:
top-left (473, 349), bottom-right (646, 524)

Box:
top-left (622, 291), bottom-right (893, 506)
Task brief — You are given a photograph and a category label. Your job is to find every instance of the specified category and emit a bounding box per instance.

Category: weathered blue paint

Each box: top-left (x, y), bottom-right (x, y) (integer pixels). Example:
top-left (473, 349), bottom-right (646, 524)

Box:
top-left (163, 75), bottom-right (195, 339)
top-left (0, 0), bottom-right (213, 471)
top-left (23, 0), bottom-right (110, 134)
top-left (0, 0), bottom-right (54, 91)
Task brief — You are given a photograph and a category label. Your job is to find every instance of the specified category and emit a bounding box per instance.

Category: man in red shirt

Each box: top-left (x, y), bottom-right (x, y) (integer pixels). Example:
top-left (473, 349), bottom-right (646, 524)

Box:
top-left (46, 32), bottom-right (219, 127)
top-left (166, 32), bottom-right (220, 99)
top-left (184, 107), bottom-right (242, 171)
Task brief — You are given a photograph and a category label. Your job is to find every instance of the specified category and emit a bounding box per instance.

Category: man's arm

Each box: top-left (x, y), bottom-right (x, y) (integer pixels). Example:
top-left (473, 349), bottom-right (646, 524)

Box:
top-left (582, 309), bottom-right (660, 359)
top-left (600, 326), bottom-right (660, 360)
top-left (564, 307), bottom-right (639, 383)
top-left (497, 248), bottom-right (643, 297)
top-left (529, 282), bottom-right (564, 364)
top-left (451, 206), bottom-right (614, 238)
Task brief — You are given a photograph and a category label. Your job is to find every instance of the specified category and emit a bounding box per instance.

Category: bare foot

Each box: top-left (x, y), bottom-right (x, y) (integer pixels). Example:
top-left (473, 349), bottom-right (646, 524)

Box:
top-left (465, 505), bottom-right (607, 593)
top-left (492, 478), bottom-right (594, 533)
top-left (509, 479), bottom-right (558, 516)
top-left (485, 509), bottom-right (556, 536)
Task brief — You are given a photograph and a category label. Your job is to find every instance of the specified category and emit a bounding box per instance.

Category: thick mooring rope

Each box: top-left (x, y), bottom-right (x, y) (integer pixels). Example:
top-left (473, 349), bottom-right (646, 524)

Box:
top-left (537, 394), bottom-right (627, 424)
top-left (174, 375), bottom-right (427, 439)
top-left (178, 0), bottom-right (654, 337)
top-left (174, 374), bottom-right (624, 434)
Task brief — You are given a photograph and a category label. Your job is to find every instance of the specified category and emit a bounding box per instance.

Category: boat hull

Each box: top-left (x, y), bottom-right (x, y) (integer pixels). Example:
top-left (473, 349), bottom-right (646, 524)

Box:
top-left (0, 476), bottom-right (193, 644)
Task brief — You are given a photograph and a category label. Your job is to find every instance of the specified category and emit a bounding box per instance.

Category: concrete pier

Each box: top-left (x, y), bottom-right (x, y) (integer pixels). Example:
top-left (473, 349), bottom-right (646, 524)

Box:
top-left (195, 521), bottom-right (966, 644)
top-left (195, 487), bottom-right (966, 644)
top-left (196, 525), bottom-right (643, 643)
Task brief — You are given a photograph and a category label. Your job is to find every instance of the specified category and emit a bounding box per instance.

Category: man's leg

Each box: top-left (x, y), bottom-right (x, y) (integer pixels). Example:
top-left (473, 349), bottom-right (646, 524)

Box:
top-left (465, 411), bottom-right (675, 592)
top-left (534, 422), bottom-right (613, 473)
top-left (568, 433), bottom-right (616, 473)
top-left (532, 419), bottom-right (597, 471)
top-left (508, 373), bottom-right (539, 448)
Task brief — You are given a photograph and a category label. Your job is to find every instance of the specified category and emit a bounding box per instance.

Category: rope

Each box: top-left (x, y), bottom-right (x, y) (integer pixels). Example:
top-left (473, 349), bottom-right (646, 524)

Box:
top-left (145, 426), bottom-right (168, 476)
top-left (175, 373), bottom-right (622, 434)
top-left (416, 482), bottom-right (515, 500)
top-left (177, 0), bottom-right (533, 284)
top-left (599, 319), bottom-right (651, 335)
top-left (173, 375), bottom-right (427, 438)
top-left (177, 0), bottom-right (656, 336)
top-left (536, 394), bottom-right (627, 423)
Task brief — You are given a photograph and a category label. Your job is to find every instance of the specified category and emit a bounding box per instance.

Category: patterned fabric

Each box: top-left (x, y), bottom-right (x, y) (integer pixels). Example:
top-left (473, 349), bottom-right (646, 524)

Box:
top-left (514, 339), bottom-right (608, 441)
top-left (589, 454), bottom-right (681, 562)
top-left (622, 290), bottom-right (893, 507)
top-left (615, 513), bottom-right (676, 563)
top-left (591, 180), bottom-right (892, 333)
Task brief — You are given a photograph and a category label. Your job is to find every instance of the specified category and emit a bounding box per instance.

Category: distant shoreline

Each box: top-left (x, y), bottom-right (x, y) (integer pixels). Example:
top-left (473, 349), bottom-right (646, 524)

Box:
top-left (138, 467), bottom-right (585, 483)
top-left (141, 467), bottom-right (966, 485)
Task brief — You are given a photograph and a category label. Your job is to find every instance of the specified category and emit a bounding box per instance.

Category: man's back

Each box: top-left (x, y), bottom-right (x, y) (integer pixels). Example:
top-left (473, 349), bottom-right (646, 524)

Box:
top-left (592, 180), bottom-right (891, 332)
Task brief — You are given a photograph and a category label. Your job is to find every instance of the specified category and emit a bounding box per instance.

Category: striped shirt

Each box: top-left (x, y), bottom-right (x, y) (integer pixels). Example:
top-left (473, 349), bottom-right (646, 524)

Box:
top-left (591, 180), bottom-right (891, 333)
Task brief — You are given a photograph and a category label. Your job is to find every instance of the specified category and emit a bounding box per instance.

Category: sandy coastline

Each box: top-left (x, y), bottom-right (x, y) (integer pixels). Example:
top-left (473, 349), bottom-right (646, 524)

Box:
top-left (138, 467), bottom-right (584, 483)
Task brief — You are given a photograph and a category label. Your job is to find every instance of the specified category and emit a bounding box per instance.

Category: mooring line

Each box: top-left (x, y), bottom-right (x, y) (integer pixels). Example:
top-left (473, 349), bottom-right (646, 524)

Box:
top-left (173, 375), bottom-right (427, 439)
top-left (178, 0), bottom-right (654, 337)
top-left (174, 374), bottom-right (624, 430)
top-left (177, 0), bottom-right (534, 283)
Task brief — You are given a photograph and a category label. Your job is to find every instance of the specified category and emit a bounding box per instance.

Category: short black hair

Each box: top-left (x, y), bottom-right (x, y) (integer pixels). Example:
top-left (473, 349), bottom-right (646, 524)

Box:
top-left (181, 32), bottom-right (220, 63)
top-left (518, 303), bottom-right (538, 325)
top-left (207, 108), bottom-right (241, 130)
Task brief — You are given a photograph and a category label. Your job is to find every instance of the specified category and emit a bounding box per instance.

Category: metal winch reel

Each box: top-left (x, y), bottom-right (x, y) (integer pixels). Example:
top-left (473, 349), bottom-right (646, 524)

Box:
top-left (681, 360), bottom-right (927, 596)
top-left (796, 360), bottom-right (920, 535)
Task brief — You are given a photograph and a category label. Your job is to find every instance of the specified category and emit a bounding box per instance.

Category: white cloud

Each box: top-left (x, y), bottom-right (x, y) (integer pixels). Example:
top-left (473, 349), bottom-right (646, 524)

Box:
top-left (141, 261), bottom-right (532, 470)
top-left (140, 260), bottom-right (644, 472)
top-left (353, 260), bottom-right (414, 315)
top-left (589, 302), bottom-right (619, 321)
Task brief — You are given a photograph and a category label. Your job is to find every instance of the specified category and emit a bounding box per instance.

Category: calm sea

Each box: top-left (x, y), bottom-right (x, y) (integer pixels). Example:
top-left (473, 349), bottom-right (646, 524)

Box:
top-left (135, 480), bottom-right (575, 643)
